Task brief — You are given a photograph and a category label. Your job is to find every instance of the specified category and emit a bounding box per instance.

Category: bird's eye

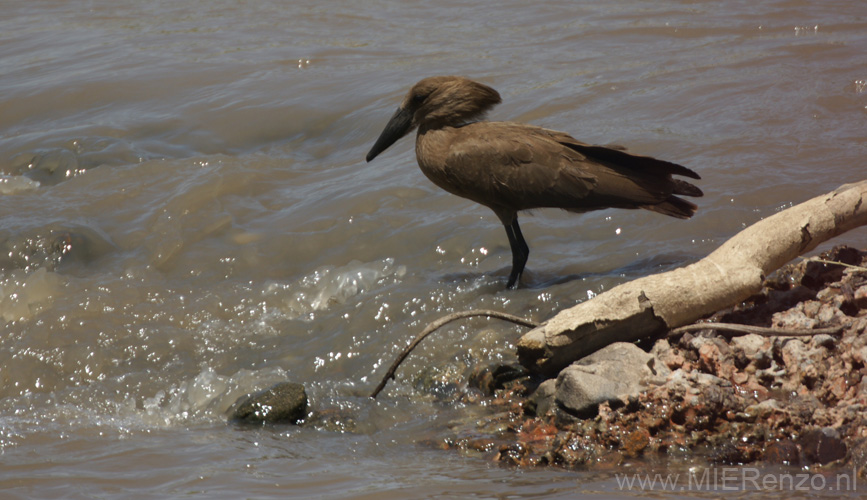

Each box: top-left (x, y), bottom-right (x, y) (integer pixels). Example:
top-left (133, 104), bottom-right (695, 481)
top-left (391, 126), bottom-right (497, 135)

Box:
top-left (411, 93), bottom-right (426, 105)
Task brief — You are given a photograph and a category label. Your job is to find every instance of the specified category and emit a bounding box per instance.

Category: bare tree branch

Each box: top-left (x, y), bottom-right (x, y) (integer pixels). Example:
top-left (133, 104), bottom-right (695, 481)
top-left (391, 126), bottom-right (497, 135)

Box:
top-left (517, 180), bottom-right (867, 377)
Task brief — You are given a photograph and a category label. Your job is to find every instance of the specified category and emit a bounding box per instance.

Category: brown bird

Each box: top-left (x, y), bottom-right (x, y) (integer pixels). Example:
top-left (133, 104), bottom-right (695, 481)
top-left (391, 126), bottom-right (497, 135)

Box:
top-left (366, 76), bottom-right (702, 289)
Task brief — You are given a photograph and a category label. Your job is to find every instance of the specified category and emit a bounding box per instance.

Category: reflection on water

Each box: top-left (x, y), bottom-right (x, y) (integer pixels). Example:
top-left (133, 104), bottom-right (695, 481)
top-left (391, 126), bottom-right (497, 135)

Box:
top-left (1, 0), bottom-right (866, 498)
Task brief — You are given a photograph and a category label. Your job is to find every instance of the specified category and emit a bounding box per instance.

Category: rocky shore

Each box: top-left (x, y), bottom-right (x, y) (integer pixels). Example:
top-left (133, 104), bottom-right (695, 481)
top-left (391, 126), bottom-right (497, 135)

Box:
top-left (443, 246), bottom-right (867, 474)
top-left (228, 245), bottom-right (867, 477)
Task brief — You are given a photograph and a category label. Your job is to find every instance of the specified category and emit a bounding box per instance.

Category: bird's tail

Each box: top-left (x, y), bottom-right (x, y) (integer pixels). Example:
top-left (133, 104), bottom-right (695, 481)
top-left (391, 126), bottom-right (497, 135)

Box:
top-left (641, 195), bottom-right (698, 219)
top-left (671, 178), bottom-right (703, 197)
top-left (643, 178), bottom-right (702, 218)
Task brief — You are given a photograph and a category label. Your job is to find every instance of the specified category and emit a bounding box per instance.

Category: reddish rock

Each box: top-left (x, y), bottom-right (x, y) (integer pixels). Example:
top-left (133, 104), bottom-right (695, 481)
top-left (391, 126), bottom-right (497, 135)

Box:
top-left (466, 438), bottom-right (496, 452)
top-left (652, 339), bottom-right (686, 370)
top-left (594, 451), bottom-right (624, 468)
top-left (763, 440), bottom-right (800, 465)
top-left (622, 428), bottom-right (651, 457)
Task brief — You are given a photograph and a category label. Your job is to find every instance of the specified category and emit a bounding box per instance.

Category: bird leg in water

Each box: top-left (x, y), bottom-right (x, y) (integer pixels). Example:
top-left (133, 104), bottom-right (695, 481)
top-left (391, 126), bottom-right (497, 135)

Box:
top-left (504, 218), bottom-right (530, 289)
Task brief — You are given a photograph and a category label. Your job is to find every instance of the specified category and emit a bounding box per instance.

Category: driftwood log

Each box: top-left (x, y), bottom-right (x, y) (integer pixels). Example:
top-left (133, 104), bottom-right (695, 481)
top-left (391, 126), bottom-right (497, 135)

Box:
top-left (517, 180), bottom-right (867, 377)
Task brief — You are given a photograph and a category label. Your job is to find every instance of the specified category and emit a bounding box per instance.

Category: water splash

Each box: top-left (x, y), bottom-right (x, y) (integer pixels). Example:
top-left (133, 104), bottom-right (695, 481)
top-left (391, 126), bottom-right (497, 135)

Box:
top-left (140, 366), bottom-right (291, 427)
top-left (262, 257), bottom-right (406, 320)
top-left (0, 268), bottom-right (64, 323)
top-left (0, 175), bottom-right (40, 194)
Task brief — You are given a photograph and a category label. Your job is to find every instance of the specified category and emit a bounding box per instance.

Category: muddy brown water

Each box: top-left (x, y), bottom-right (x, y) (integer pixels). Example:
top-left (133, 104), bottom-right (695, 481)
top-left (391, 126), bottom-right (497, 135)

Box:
top-left (1, 1), bottom-right (866, 498)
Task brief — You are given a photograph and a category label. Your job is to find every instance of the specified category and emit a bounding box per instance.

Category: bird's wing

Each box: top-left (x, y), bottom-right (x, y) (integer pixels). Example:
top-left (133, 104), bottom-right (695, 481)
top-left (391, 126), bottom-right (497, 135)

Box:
top-left (511, 124), bottom-right (702, 206)
top-left (535, 126), bottom-right (701, 180)
top-left (441, 122), bottom-right (598, 211)
top-left (442, 122), bottom-right (688, 214)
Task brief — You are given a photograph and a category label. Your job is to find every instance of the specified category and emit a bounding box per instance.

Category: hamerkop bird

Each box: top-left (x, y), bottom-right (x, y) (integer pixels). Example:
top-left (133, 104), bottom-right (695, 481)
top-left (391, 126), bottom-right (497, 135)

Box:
top-left (366, 76), bottom-right (702, 289)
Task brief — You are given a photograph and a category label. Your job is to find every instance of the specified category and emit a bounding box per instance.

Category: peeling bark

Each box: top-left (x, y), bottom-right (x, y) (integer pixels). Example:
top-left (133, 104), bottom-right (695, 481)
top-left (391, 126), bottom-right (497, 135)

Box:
top-left (517, 180), bottom-right (867, 377)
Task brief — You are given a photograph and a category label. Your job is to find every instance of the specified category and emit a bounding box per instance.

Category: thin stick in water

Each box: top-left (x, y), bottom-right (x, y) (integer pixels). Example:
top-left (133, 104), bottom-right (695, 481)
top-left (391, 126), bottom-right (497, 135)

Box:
top-left (369, 309), bottom-right (538, 399)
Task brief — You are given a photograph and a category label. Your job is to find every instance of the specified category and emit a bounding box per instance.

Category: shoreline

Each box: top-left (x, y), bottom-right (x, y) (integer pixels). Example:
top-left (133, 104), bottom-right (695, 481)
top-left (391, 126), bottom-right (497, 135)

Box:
top-left (438, 246), bottom-right (867, 476)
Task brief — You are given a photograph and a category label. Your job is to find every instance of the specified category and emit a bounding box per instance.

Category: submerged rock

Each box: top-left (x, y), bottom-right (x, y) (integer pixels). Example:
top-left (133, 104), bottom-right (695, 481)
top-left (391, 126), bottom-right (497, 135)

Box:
top-left (229, 382), bottom-right (308, 425)
top-left (0, 224), bottom-right (116, 272)
top-left (468, 363), bottom-right (531, 395)
top-left (763, 439), bottom-right (800, 465)
top-left (799, 428), bottom-right (847, 465)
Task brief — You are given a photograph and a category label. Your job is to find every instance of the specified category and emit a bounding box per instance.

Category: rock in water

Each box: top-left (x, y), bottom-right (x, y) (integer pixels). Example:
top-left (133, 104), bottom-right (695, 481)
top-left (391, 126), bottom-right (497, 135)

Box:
top-left (554, 342), bottom-right (670, 418)
top-left (799, 427), bottom-right (847, 465)
top-left (229, 382), bottom-right (308, 425)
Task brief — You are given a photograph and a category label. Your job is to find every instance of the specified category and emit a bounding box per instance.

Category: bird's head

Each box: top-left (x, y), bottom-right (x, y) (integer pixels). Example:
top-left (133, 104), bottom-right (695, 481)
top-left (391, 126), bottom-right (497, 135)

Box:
top-left (366, 76), bottom-right (501, 162)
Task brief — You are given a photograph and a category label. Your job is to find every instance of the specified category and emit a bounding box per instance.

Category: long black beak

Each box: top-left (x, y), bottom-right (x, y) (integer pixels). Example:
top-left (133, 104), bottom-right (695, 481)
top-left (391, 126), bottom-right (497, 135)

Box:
top-left (365, 107), bottom-right (414, 162)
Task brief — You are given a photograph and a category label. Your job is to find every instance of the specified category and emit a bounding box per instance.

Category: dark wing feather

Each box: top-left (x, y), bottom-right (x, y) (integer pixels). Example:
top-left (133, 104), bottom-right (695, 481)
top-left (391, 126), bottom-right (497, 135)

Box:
top-left (430, 121), bottom-right (701, 219)
top-left (566, 143), bottom-right (701, 180)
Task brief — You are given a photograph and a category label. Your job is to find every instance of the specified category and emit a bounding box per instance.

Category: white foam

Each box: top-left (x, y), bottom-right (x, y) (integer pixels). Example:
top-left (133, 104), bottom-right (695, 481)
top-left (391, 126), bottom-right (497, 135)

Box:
top-left (0, 175), bottom-right (40, 194)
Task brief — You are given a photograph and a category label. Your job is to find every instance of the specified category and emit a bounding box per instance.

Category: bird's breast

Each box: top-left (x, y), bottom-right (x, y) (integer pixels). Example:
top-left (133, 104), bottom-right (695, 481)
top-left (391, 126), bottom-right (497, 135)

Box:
top-left (414, 128), bottom-right (477, 200)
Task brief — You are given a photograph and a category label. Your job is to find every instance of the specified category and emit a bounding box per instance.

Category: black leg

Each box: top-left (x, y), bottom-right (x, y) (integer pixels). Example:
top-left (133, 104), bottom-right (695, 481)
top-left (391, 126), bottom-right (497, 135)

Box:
top-left (504, 218), bottom-right (530, 289)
